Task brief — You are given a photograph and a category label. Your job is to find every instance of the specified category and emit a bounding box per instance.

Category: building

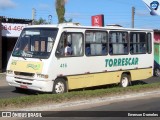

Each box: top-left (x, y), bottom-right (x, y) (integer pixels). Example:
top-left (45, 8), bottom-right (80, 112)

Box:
top-left (0, 16), bottom-right (32, 72)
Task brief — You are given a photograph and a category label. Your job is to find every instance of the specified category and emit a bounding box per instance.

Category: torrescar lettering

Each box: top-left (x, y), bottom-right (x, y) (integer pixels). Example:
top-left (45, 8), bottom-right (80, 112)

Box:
top-left (105, 57), bottom-right (139, 67)
top-left (27, 64), bottom-right (41, 70)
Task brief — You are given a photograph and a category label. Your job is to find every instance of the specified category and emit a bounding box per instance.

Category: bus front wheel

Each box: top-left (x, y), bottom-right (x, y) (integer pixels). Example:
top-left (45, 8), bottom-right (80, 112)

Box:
top-left (52, 78), bottom-right (67, 94)
top-left (120, 74), bottom-right (130, 87)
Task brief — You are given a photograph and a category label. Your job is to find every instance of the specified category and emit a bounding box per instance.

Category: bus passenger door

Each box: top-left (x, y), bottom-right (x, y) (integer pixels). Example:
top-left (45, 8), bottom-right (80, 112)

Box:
top-left (55, 31), bottom-right (85, 76)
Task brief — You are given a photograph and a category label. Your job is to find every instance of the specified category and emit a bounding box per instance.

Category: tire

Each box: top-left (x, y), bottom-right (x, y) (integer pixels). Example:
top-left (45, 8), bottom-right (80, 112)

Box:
top-left (120, 74), bottom-right (130, 87)
top-left (52, 78), bottom-right (67, 94)
top-left (154, 68), bottom-right (160, 77)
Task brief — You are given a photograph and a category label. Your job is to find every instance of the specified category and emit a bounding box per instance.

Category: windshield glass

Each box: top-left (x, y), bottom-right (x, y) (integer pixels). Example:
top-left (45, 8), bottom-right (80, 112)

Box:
top-left (12, 28), bottom-right (58, 59)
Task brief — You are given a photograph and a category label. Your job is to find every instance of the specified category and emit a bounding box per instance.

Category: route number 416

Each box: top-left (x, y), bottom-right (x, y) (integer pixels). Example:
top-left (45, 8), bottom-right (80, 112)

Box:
top-left (60, 63), bottom-right (67, 68)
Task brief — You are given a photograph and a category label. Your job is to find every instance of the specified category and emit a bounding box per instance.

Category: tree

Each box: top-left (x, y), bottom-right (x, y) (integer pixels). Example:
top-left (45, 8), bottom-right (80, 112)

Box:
top-left (55, 0), bottom-right (66, 23)
top-left (34, 18), bottom-right (48, 25)
top-left (64, 18), bottom-right (72, 23)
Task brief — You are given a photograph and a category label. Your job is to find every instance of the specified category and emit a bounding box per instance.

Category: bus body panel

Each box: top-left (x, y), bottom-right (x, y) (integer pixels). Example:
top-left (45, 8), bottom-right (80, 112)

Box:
top-left (9, 60), bottom-right (43, 73)
top-left (53, 54), bottom-right (153, 90)
top-left (6, 76), bottom-right (53, 92)
top-left (6, 57), bottom-right (54, 92)
top-left (54, 54), bottom-right (153, 77)
top-left (67, 68), bottom-right (152, 90)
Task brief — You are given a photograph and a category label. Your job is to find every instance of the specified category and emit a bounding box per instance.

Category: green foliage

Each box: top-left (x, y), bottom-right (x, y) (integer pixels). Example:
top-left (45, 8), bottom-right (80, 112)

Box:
top-left (55, 0), bottom-right (73, 23)
top-left (64, 18), bottom-right (73, 23)
top-left (34, 17), bottom-right (48, 25)
top-left (55, 0), bottom-right (65, 23)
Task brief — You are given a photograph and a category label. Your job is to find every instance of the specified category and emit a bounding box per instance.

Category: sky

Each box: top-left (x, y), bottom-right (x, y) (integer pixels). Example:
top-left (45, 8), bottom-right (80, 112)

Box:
top-left (0, 0), bottom-right (160, 29)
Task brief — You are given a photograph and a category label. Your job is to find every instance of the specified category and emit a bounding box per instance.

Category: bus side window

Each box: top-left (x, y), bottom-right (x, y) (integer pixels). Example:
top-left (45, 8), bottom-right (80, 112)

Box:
top-left (130, 32), bottom-right (146, 54)
top-left (85, 44), bottom-right (91, 55)
top-left (56, 32), bottom-right (83, 57)
top-left (147, 33), bottom-right (152, 54)
top-left (65, 34), bottom-right (72, 56)
top-left (109, 31), bottom-right (128, 55)
top-left (85, 31), bottom-right (108, 56)
top-left (71, 33), bottom-right (83, 56)
top-left (109, 44), bottom-right (113, 54)
top-left (91, 44), bottom-right (102, 55)
top-left (130, 44), bottom-right (133, 53)
top-left (124, 43), bottom-right (128, 54)
top-left (102, 44), bottom-right (107, 55)
top-left (140, 44), bottom-right (146, 53)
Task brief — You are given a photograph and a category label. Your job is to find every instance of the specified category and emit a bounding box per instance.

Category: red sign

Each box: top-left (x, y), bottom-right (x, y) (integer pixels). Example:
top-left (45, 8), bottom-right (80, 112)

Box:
top-left (154, 32), bottom-right (160, 43)
top-left (91, 14), bottom-right (104, 27)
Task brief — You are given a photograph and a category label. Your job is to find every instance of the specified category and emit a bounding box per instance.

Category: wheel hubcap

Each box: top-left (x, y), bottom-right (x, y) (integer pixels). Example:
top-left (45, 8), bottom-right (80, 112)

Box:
top-left (55, 82), bottom-right (65, 93)
top-left (122, 77), bottom-right (128, 87)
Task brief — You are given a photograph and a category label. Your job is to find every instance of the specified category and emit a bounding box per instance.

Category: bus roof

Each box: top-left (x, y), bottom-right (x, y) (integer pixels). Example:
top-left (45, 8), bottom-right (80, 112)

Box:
top-left (25, 23), bottom-right (153, 32)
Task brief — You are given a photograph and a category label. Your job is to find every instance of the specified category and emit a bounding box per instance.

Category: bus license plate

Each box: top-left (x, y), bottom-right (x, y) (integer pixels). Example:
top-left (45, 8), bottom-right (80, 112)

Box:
top-left (20, 85), bottom-right (28, 89)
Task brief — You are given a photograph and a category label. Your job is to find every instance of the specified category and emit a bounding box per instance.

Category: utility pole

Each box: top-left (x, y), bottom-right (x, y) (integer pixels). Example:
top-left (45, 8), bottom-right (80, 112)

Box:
top-left (132, 6), bottom-right (135, 28)
top-left (48, 15), bottom-right (52, 24)
top-left (32, 8), bottom-right (36, 25)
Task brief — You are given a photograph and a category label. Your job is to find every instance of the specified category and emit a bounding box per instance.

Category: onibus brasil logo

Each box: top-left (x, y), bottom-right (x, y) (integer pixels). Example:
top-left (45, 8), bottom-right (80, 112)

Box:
top-left (150, 1), bottom-right (159, 10)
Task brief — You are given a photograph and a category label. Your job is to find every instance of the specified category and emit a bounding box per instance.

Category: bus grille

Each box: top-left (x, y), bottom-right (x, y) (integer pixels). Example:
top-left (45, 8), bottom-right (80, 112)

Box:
top-left (14, 71), bottom-right (35, 77)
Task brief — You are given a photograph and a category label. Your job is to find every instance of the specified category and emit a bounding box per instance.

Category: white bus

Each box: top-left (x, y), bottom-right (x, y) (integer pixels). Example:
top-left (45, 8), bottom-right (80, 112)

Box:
top-left (6, 23), bottom-right (154, 94)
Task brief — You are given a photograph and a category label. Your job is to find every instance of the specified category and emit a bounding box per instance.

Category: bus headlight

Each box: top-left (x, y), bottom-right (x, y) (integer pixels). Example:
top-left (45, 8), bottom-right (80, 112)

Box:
top-left (37, 74), bottom-right (49, 79)
top-left (7, 70), bottom-right (13, 74)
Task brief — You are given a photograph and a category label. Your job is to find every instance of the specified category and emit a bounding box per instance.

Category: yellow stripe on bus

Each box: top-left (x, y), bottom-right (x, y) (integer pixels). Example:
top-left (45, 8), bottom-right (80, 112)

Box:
top-left (67, 68), bottom-right (152, 90)
top-left (10, 60), bottom-right (43, 73)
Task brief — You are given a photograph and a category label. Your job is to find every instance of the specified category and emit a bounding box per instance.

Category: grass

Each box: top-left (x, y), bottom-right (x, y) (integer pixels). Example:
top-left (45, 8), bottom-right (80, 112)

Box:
top-left (0, 82), bottom-right (160, 110)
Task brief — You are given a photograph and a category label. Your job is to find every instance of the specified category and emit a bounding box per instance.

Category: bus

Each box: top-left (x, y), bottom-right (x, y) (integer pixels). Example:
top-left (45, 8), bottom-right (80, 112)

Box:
top-left (154, 30), bottom-right (160, 77)
top-left (6, 23), bottom-right (154, 94)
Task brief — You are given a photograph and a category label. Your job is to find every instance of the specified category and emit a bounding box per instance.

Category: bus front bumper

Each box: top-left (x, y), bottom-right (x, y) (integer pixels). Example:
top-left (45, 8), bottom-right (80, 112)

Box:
top-left (6, 76), bottom-right (53, 92)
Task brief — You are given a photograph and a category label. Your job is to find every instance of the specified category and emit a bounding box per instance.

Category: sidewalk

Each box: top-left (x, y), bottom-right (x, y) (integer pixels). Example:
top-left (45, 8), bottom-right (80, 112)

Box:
top-left (0, 73), bottom-right (8, 87)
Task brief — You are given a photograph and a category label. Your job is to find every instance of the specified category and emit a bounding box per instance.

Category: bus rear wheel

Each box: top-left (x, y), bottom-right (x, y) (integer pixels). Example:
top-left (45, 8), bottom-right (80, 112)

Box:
top-left (120, 74), bottom-right (130, 87)
top-left (52, 78), bottom-right (67, 94)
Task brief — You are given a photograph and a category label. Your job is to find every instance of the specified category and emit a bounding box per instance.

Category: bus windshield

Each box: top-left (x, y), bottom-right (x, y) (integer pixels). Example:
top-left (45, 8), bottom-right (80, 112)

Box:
top-left (12, 28), bottom-right (58, 59)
